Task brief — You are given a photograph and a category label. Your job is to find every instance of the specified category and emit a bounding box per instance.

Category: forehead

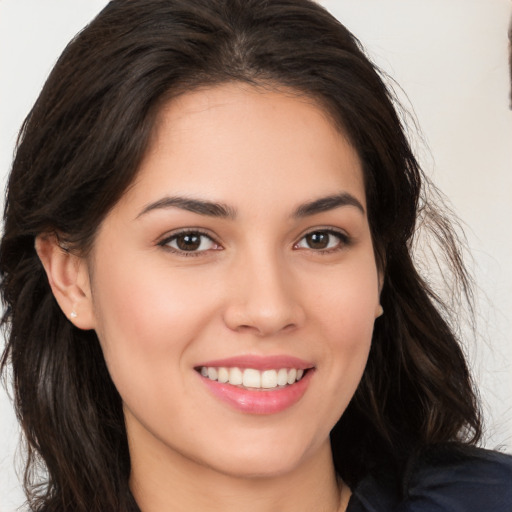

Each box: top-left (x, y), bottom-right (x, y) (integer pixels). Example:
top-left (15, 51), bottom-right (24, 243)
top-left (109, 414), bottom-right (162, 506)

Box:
top-left (122, 83), bottom-right (366, 213)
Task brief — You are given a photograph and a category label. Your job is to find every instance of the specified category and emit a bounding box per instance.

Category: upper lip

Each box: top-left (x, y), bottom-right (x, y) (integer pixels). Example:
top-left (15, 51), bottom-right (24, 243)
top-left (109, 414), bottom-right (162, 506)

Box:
top-left (195, 355), bottom-right (314, 371)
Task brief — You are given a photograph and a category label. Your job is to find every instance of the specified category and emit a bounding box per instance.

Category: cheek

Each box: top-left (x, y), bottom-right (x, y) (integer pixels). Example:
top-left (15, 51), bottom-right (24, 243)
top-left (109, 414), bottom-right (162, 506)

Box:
top-left (305, 253), bottom-right (378, 396)
top-left (90, 258), bottom-right (219, 384)
top-left (89, 264), bottom-right (222, 431)
top-left (309, 254), bottom-right (379, 340)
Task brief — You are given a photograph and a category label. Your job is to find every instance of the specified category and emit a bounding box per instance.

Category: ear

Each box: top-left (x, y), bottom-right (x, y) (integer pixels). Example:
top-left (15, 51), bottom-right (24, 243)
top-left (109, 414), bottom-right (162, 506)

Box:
top-left (35, 234), bottom-right (96, 330)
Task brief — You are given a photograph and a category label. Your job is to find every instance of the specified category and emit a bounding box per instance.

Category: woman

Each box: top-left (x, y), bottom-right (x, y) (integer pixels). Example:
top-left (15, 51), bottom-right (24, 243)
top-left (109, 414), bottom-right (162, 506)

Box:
top-left (1, 0), bottom-right (511, 510)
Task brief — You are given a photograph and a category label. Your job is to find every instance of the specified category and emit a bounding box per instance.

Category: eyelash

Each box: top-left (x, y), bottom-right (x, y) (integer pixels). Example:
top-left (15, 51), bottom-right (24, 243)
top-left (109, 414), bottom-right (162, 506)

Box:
top-left (158, 229), bottom-right (221, 257)
top-left (294, 228), bottom-right (351, 254)
top-left (158, 228), bottom-right (350, 257)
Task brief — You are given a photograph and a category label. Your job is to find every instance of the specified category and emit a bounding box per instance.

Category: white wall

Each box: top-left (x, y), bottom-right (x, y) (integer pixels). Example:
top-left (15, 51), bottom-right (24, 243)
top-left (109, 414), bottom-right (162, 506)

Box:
top-left (1, 1), bottom-right (511, 510)
top-left (319, 0), bottom-right (512, 452)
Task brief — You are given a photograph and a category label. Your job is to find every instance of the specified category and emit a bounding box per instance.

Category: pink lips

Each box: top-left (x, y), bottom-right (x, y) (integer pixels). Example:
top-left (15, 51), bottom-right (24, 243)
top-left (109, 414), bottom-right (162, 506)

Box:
top-left (197, 355), bottom-right (313, 371)
top-left (196, 355), bottom-right (314, 415)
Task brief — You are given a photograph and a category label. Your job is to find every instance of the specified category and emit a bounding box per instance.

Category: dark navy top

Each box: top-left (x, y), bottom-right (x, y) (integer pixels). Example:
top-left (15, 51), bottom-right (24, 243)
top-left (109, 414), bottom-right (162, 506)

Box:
top-left (346, 445), bottom-right (512, 511)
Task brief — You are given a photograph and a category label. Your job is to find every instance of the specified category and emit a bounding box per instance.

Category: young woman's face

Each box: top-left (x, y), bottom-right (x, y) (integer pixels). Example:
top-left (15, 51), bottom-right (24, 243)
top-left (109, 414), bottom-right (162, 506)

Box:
top-left (86, 84), bottom-right (381, 479)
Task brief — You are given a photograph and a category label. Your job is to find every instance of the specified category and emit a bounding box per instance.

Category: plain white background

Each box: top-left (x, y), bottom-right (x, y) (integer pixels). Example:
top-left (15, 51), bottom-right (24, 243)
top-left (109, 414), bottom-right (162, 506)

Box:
top-left (1, 1), bottom-right (511, 510)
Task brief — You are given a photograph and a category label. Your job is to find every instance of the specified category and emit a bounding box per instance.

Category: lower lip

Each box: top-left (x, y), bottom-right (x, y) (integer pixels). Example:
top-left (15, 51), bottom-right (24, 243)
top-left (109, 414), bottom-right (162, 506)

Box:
top-left (199, 370), bottom-right (313, 415)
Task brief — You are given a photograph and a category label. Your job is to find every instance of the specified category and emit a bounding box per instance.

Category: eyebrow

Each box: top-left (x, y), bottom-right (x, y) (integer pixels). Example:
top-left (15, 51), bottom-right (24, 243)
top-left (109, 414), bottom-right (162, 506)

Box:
top-left (137, 196), bottom-right (236, 219)
top-left (136, 191), bottom-right (365, 220)
top-left (293, 192), bottom-right (365, 217)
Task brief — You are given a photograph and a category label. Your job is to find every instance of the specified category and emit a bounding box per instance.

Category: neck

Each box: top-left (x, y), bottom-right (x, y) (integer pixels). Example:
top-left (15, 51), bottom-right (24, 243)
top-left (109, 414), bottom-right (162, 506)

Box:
top-left (129, 430), bottom-right (350, 512)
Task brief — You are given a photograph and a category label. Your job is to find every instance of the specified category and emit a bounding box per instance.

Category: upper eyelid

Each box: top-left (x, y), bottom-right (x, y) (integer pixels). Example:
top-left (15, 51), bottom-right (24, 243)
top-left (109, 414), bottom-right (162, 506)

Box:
top-left (157, 228), bottom-right (219, 246)
top-left (155, 226), bottom-right (350, 249)
top-left (157, 230), bottom-right (223, 258)
top-left (295, 226), bottom-right (349, 241)
top-left (293, 227), bottom-right (351, 251)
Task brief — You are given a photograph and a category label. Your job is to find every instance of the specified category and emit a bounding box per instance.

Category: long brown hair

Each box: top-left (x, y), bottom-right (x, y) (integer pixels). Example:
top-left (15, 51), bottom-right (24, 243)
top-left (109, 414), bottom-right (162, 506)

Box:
top-left (1, 0), bottom-right (481, 510)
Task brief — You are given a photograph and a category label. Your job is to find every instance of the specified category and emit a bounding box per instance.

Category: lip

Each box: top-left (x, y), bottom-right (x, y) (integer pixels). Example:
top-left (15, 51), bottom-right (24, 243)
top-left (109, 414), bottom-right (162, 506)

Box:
top-left (195, 354), bottom-right (314, 371)
top-left (196, 355), bottom-right (315, 415)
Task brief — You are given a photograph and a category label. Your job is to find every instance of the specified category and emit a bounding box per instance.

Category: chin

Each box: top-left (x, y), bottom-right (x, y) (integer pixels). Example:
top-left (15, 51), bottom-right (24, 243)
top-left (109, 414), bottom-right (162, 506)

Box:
top-left (207, 454), bottom-right (304, 480)
top-left (193, 433), bottom-right (326, 481)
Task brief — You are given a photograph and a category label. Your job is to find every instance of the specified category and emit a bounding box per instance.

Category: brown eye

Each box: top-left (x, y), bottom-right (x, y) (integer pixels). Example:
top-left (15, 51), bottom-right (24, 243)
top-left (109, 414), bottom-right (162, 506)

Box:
top-left (176, 233), bottom-right (201, 251)
top-left (305, 232), bottom-right (330, 249)
top-left (163, 232), bottom-right (217, 253)
top-left (295, 230), bottom-right (347, 251)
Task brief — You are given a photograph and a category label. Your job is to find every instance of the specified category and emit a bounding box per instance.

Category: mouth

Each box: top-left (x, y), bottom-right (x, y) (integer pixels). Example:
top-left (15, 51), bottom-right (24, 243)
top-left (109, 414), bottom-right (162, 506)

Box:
top-left (196, 366), bottom-right (308, 390)
top-left (194, 356), bottom-right (315, 414)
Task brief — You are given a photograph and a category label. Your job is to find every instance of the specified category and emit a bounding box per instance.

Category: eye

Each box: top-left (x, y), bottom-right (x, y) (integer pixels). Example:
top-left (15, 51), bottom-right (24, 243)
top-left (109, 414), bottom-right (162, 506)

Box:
top-left (295, 230), bottom-right (348, 251)
top-left (160, 231), bottom-right (220, 254)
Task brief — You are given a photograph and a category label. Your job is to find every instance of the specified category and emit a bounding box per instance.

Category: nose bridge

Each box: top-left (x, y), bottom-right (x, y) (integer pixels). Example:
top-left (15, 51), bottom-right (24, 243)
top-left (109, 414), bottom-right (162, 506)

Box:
top-left (223, 241), bottom-right (303, 335)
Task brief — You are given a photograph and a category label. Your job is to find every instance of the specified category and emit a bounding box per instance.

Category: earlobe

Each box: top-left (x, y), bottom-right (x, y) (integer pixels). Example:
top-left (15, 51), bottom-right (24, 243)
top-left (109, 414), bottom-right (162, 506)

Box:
top-left (35, 234), bottom-right (96, 330)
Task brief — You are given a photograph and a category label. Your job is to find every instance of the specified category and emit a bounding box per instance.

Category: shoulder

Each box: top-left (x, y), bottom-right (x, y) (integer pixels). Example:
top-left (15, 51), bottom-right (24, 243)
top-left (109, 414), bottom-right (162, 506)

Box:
top-left (347, 444), bottom-right (512, 512)
top-left (404, 444), bottom-right (512, 511)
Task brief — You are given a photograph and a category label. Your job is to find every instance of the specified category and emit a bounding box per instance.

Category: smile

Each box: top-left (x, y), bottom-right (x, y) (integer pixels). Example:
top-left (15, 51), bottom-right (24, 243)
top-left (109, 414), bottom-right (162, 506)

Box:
top-left (198, 366), bottom-right (306, 389)
top-left (196, 356), bottom-right (315, 414)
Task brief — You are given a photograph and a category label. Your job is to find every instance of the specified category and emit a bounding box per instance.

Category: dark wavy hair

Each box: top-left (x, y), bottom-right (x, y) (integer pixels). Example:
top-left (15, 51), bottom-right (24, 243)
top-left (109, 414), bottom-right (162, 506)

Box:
top-left (0, 0), bottom-right (481, 510)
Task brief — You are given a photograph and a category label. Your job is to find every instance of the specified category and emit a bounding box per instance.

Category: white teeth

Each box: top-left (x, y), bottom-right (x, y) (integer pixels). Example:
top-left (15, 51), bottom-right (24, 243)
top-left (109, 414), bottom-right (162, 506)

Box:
top-left (242, 369), bottom-right (261, 388)
top-left (217, 367), bottom-right (229, 383)
top-left (229, 367), bottom-right (243, 386)
top-left (261, 369), bottom-right (277, 389)
top-left (199, 366), bottom-right (307, 389)
top-left (277, 368), bottom-right (288, 386)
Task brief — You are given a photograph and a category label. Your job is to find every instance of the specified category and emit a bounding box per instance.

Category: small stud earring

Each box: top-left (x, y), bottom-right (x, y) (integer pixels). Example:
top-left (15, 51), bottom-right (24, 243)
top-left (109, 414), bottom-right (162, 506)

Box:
top-left (70, 310), bottom-right (78, 319)
top-left (376, 305), bottom-right (384, 318)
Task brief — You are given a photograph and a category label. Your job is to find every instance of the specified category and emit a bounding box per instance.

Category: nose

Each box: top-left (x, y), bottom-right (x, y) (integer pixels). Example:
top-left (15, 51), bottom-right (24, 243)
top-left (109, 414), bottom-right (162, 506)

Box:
top-left (222, 250), bottom-right (305, 337)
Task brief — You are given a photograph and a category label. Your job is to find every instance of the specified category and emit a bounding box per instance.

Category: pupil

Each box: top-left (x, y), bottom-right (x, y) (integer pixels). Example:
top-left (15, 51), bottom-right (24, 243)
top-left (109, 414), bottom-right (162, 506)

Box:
top-left (177, 234), bottom-right (201, 251)
top-left (307, 232), bottom-right (328, 249)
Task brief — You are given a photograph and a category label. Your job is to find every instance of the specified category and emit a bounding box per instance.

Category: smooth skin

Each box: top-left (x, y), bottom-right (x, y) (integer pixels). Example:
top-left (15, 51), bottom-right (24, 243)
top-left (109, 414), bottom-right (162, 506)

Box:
top-left (37, 83), bottom-right (382, 512)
